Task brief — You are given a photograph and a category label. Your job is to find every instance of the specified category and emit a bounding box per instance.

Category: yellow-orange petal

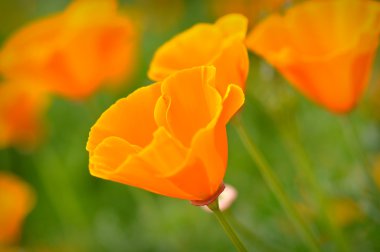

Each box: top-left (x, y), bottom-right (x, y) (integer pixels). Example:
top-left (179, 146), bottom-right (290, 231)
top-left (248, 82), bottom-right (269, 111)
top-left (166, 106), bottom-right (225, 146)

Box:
top-left (148, 24), bottom-right (224, 80)
top-left (154, 66), bottom-right (221, 147)
top-left (86, 82), bottom-right (161, 153)
top-left (220, 84), bottom-right (245, 124)
top-left (246, 0), bottom-right (380, 113)
top-left (162, 103), bottom-right (230, 201)
top-left (60, 0), bottom-right (135, 94)
top-left (0, 172), bottom-right (35, 245)
top-left (175, 84), bottom-right (244, 197)
top-left (90, 136), bottom-right (141, 176)
top-left (158, 68), bottom-right (244, 201)
top-left (0, 0), bottom-right (136, 99)
top-left (215, 13), bottom-right (248, 40)
top-left (148, 14), bottom-right (248, 94)
top-left (212, 39), bottom-right (249, 95)
top-left (91, 127), bottom-right (195, 199)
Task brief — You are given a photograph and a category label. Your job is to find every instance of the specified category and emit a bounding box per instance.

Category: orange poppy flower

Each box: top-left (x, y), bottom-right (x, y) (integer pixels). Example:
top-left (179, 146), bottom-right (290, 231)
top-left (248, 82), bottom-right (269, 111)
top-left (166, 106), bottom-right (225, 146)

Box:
top-left (0, 81), bottom-right (48, 149)
top-left (0, 0), bottom-right (136, 99)
top-left (148, 14), bottom-right (249, 96)
top-left (86, 66), bottom-right (244, 204)
top-left (246, 0), bottom-right (380, 113)
top-left (0, 172), bottom-right (35, 245)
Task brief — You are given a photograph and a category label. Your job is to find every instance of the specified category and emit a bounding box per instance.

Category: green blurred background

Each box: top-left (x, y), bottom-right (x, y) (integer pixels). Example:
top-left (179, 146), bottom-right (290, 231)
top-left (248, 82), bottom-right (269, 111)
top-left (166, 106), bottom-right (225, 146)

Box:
top-left (1, 0), bottom-right (380, 251)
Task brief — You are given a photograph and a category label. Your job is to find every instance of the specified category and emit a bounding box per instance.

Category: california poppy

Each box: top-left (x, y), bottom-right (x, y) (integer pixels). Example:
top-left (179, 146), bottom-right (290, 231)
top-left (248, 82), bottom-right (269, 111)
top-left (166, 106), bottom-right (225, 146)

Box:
top-left (87, 66), bottom-right (244, 204)
top-left (148, 14), bottom-right (249, 95)
top-left (0, 81), bottom-right (48, 149)
top-left (0, 172), bottom-right (35, 245)
top-left (0, 0), bottom-right (136, 99)
top-left (246, 0), bottom-right (380, 113)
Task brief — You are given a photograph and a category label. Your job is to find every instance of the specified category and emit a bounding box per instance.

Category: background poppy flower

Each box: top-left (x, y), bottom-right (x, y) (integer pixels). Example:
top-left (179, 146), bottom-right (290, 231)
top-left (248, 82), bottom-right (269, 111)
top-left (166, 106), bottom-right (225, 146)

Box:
top-left (0, 172), bottom-right (35, 245)
top-left (0, 81), bottom-right (48, 149)
top-left (0, 0), bottom-right (136, 99)
top-left (246, 0), bottom-right (380, 113)
top-left (148, 14), bottom-right (249, 95)
top-left (87, 66), bottom-right (244, 202)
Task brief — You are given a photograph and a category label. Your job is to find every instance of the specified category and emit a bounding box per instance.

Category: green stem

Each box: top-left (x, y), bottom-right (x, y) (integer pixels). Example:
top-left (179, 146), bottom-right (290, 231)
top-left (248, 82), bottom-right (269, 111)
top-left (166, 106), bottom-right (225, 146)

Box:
top-left (233, 118), bottom-right (320, 252)
top-left (208, 200), bottom-right (248, 252)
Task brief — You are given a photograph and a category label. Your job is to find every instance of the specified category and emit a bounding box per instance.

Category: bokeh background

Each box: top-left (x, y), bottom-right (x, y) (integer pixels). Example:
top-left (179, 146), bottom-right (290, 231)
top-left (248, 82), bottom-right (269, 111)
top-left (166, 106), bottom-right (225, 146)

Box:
top-left (1, 0), bottom-right (380, 251)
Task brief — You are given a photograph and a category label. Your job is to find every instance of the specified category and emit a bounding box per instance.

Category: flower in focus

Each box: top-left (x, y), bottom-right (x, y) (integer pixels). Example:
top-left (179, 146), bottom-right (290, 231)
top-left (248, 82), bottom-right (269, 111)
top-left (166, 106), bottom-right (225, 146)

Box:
top-left (246, 0), bottom-right (380, 113)
top-left (148, 14), bottom-right (249, 95)
top-left (0, 81), bottom-right (48, 149)
top-left (0, 0), bottom-right (136, 99)
top-left (86, 66), bottom-right (244, 203)
top-left (0, 172), bottom-right (35, 245)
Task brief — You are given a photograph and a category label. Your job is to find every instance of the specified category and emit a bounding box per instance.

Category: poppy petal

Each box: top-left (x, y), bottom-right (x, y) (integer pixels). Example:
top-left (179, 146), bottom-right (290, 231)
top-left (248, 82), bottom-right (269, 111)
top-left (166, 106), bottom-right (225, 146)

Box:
top-left (155, 66), bottom-right (222, 147)
top-left (87, 82), bottom-right (161, 153)
top-left (148, 24), bottom-right (224, 81)
top-left (215, 13), bottom-right (247, 40)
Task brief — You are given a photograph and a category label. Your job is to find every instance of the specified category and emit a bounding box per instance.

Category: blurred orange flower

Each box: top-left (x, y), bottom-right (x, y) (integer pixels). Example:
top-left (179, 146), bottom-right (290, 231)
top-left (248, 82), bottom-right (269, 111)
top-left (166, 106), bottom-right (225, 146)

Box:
top-left (0, 172), bottom-right (35, 245)
top-left (0, 82), bottom-right (48, 149)
top-left (0, 0), bottom-right (136, 99)
top-left (148, 14), bottom-right (249, 95)
top-left (246, 0), bottom-right (380, 113)
top-left (87, 66), bottom-right (244, 203)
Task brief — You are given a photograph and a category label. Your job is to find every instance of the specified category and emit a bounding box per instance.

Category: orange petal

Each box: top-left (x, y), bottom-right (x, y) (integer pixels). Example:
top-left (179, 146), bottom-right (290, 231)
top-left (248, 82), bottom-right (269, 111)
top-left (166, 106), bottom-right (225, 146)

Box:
top-left (163, 99), bottom-right (229, 201)
top-left (0, 16), bottom-right (64, 80)
top-left (220, 84), bottom-right (245, 124)
top-left (215, 13), bottom-right (248, 40)
top-left (212, 41), bottom-right (249, 94)
top-left (157, 70), bottom-right (240, 200)
top-left (137, 127), bottom-right (188, 177)
top-left (154, 66), bottom-right (222, 147)
top-left (91, 127), bottom-right (195, 199)
top-left (0, 172), bottom-right (35, 244)
top-left (90, 136), bottom-right (141, 176)
top-left (148, 24), bottom-right (224, 81)
top-left (86, 82), bottom-right (161, 153)
top-left (0, 0), bottom-right (136, 99)
top-left (148, 14), bottom-right (248, 94)
top-left (61, 0), bottom-right (135, 94)
top-left (0, 81), bottom-right (48, 149)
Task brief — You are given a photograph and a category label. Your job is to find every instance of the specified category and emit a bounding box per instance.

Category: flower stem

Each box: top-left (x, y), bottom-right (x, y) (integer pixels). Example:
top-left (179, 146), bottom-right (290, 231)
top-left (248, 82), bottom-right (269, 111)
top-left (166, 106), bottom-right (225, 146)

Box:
top-left (208, 200), bottom-right (248, 252)
top-left (233, 117), bottom-right (320, 252)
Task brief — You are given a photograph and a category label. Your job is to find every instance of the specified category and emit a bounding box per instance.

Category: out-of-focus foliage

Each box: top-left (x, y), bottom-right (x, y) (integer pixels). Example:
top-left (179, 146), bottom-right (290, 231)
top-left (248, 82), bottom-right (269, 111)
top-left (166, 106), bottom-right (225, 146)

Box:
top-left (1, 0), bottom-right (380, 251)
